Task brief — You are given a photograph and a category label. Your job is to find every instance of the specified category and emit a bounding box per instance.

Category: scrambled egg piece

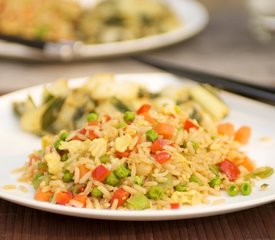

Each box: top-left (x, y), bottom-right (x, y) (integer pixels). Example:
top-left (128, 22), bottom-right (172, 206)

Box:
top-left (59, 140), bottom-right (90, 155)
top-left (115, 134), bottom-right (132, 152)
top-left (89, 138), bottom-right (107, 158)
top-left (171, 190), bottom-right (204, 205)
top-left (44, 152), bottom-right (63, 175)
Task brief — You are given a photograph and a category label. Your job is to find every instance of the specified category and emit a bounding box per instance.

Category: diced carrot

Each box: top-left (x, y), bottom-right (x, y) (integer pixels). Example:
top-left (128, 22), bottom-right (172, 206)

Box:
top-left (115, 150), bottom-right (131, 158)
top-left (154, 123), bottom-right (175, 139)
top-left (240, 157), bottom-right (255, 172)
top-left (217, 123), bottom-right (235, 137)
top-left (73, 194), bottom-right (87, 207)
top-left (234, 126), bottom-right (251, 145)
top-left (79, 164), bottom-right (90, 179)
top-left (88, 121), bottom-right (98, 126)
top-left (140, 112), bottom-right (157, 125)
top-left (110, 188), bottom-right (130, 208)
top-left (88, 130), bottom-right (98, 141)
top-left (137, 104), bottom-right (151, 114)
top-left (72, 128), bottom-right (87, 141)
top-left (35, 188), bottom-right (53, 202)
top-left (150, 138), bottom-right (165, 153)
top-left (103, 114), bottom-right (111, 122)
top-left (183, 119), bottom-right (199, 132)
top-left (170, 203), bottom-right (180, 209)
top-left (56, 191), bottom-right (73, 205)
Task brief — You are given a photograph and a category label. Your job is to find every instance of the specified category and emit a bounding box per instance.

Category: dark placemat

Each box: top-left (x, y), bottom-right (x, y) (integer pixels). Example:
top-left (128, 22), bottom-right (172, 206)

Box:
top-left (0, 199), bottom-right (274, 240)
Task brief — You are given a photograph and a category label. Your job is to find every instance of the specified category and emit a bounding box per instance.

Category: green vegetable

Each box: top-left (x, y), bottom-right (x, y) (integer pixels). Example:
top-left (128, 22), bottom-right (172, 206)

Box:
top-left (99, 154), bottom-right (110, 163)
top-left (61, 154), bottom-right (68, 162)
top-left (245, 167), bottom-right (274, 180)
top-left (91, 187), bottom-right (103, 198)
top-left (32, 173), bottom-right (44, 190)
top-left (175, 183), bottom-right (187, 192)
top-left (87, 112), bottom-right (98, 122)
top-left (146, 129), bottom-right (158, 142)
top-left (240, 182), bottom-right (252, 196)
top-left (37, 162), bottom-right (47, 172)
top-left (114, 164), bottom-right (130, 179)
top-left (191, 141), bottom-right (199, 150)
top-left (123, 111), bottom-right (135, 122)
top-left (117, 122), bottom-right (127, 129)
top-left (147, 186), bottom-right (164, 200)
top-left (105, 172), bottom-right (120, 186)
top-left (60, 131), bottom-right (69, 141)
top-left (63, 172), bottom-right (73, 182)
top-left (112, 97), bottom-right (131, 112)
top-left (134, 176), bottom-right (143, 186)
top-left (227, 184), bottom-right (239, 196)
top-left (41, 97), bottom-right (65, 133)
top-left (127, 193), bottom-right (150, 210)
top-left (190, 85), bottom-right (229, 121)
top-left (54, 139), bottom-right (61, 150)
top-left (210, 165), bottom-right (220, 175)
top-left (209, 176), bottom-right (221, 188)
top-left (189, 174), bottom-right (202, 185)
top-left (159, 173), bottom-right (174, 190)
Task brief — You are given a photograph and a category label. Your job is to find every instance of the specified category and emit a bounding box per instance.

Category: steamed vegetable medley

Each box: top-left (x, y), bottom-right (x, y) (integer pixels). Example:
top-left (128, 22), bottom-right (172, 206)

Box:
top-left (17, 79), bottom-right (273, 209)
top-left (13, 74), bottom-right (229, 136)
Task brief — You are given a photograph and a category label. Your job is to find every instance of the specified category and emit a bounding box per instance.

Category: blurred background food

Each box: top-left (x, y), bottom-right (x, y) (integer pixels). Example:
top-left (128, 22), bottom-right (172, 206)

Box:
top-left (0, 0), bottom-right (181, 43)
top-left (13, 74), bottom-right (228, 136)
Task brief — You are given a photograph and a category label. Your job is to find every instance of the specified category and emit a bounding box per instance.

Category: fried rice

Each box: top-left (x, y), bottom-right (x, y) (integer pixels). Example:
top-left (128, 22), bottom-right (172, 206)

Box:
top-left (18, 101), bottom-right (273, 210)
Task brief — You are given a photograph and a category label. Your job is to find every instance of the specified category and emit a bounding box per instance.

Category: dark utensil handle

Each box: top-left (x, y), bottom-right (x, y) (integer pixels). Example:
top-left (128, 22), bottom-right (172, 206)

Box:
top-left (133, 56), bottom-right (275, 104)
top-left (0, 34), bottom-right (46, 49)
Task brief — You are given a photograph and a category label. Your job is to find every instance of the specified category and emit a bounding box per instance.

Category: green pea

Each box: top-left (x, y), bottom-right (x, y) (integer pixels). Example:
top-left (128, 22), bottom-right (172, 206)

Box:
top-left (175, 183), bottom-right (187, 192)
top-left (146, 129), bottom-right (158, 142)
top-left (189, 174), bottom-right (202, 185)
top-left (210, 165), bottom-right (220, 175)
top-left (114, 164), bottom-right (130, 179)
top-left (227, 184), bottom-right (239, 196)
top-left (61, 154), bottom-right (68, 162)
top-left (32, 173), bottom-right (44, 190)
top-left (209, 176), bottom-right (221, 188)
top-left (91, 187), bottom-right (103, 198)
top-left (147, 186), bottom-right (164, 200)
top-left (99, 154), bottom-right (110, 163)
top-left (134, 176), bottom-right (143, 186)
top-left (54, 139), bottom-right (61, 150)
top-left (63, 172), bottom-right (73, 182)
top-left (240, 182), bottom-right (252, 196)
top-left (105, 172), bottom-right (120, 186)
top-left (60, 131), bottom-right (69, 141)
top-left (117, 122), bottom-right (127, 129)
top-left (191, 141), bottom-right (199, 150)
top-left (123, 111), bottom-right (136, 122)
top-left (87, 112), bottom-right (98, 122)
top-left (127, 193), bottom-right (150, 210)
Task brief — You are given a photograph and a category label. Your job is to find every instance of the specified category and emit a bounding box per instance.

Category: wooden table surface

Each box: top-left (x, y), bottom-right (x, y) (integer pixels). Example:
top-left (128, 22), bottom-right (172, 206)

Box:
top-left (0, 0), bottom-right (275, 239)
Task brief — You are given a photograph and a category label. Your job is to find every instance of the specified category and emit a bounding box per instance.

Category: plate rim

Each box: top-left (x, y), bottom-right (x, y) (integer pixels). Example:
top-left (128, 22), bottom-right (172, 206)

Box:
top-left (0, 0), bottom-right (209, 61)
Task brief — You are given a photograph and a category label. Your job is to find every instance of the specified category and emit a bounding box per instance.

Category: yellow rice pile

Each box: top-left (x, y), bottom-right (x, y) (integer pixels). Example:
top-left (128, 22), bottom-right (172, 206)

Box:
top-left (20, 105), bottom-right (251, 210)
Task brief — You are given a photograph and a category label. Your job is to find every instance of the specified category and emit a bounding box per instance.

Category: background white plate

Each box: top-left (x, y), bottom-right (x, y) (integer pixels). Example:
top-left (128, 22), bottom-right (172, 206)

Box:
top-left (0, 0), bottom-right (208, 60)
top-left (0, 73), bottom-right (274, 221)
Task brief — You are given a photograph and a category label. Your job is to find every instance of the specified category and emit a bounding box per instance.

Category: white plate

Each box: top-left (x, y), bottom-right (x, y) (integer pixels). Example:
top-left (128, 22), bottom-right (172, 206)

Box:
top-left (0, 0), bottom-right (208, 61)
top-left (0, 73), bottom-right (274, 221)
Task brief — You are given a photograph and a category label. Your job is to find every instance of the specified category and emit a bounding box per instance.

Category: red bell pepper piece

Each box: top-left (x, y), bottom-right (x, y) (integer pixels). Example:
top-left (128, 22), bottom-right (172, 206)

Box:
top-left (219, 159), bottom-right (240, 181)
